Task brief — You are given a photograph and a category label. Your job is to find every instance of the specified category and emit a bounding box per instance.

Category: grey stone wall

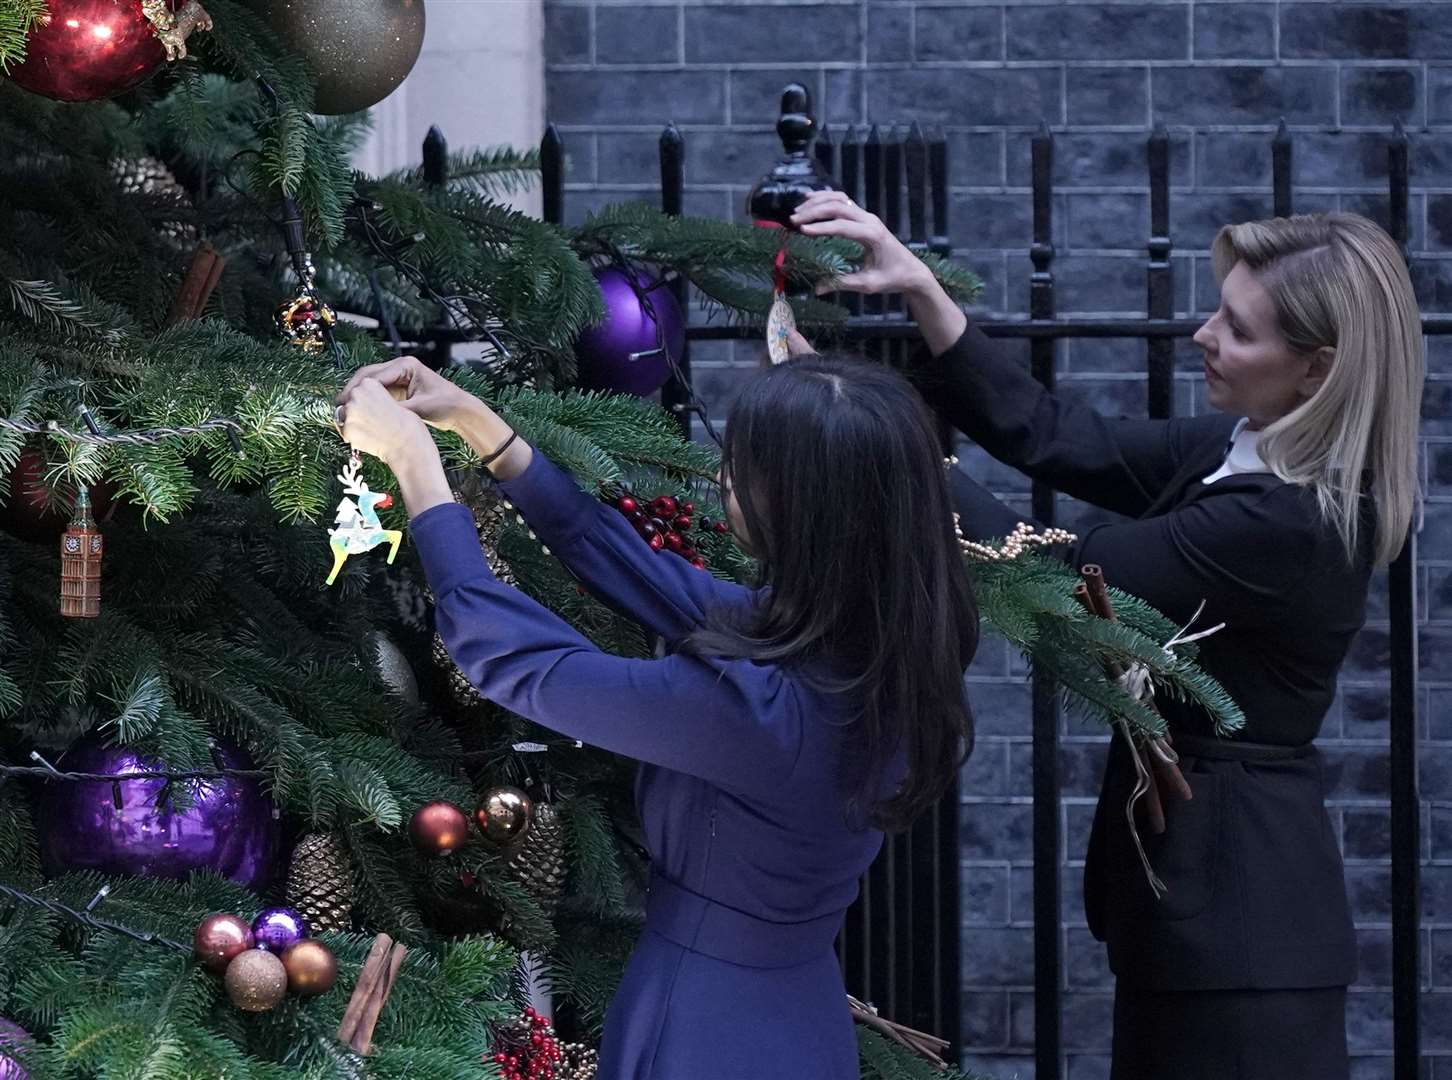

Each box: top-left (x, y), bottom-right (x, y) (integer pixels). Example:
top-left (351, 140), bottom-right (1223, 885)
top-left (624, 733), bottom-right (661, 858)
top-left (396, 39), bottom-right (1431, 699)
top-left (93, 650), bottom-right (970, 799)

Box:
top-left (545, 4), bottom-right (1452, 1076)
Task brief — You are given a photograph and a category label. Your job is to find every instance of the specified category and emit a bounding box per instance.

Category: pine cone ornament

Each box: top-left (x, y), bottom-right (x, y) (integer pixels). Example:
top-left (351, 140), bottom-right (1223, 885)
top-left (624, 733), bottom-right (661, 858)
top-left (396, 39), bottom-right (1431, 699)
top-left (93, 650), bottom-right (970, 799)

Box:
top-left (432, 488), bottom-right (518, 708)
top-left (433, 630), bottom-right (484, 709)
top-left (504, 800), bottom-right (566, 918)
top-left (456, 487), bottom-right (516, 586)
top-left (285, 832), bottom-right (354, 933)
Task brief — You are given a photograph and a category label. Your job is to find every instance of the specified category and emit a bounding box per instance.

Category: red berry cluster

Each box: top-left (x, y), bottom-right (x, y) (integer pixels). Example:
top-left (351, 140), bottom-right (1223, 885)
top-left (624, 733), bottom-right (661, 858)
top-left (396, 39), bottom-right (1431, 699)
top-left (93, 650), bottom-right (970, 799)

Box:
top-left (491, 1007), bottom-right (561, 1080)
top-left (612, 492), bottom-right (728, 570)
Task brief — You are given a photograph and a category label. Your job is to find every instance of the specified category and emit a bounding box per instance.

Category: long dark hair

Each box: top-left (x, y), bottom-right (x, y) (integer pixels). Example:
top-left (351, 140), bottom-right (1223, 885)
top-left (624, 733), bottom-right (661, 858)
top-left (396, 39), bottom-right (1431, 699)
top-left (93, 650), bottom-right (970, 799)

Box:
top-left (686, 354), bottom-right (978, 832)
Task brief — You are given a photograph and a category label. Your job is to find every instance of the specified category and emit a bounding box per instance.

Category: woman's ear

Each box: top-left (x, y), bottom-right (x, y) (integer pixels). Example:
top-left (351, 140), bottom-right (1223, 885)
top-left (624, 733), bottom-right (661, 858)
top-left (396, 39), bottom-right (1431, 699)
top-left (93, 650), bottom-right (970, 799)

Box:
top-left (1299, 345), bottom-right (1336, 399)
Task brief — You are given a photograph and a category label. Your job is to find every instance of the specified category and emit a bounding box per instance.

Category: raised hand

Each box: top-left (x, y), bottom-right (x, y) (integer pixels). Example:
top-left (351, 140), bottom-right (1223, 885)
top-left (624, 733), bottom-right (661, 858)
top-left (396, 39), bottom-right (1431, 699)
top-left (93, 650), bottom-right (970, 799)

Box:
top-left (790, 191), bottom-right (967, 356)
top-left (790, 190), bottom-right (936, 297)
top-left (339, 355), bottom-right (482, 433)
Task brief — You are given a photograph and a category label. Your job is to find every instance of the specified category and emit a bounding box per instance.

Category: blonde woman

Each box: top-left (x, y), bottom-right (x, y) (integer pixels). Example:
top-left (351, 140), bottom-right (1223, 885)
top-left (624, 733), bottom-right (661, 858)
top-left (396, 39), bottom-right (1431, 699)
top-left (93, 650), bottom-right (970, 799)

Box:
top-left (794, 194), bottom-right (1422, 1080)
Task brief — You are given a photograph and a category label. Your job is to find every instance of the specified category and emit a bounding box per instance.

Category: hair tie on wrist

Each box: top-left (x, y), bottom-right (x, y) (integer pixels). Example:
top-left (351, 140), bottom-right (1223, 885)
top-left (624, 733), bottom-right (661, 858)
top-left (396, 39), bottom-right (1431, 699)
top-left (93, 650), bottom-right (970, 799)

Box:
top-left (480, 430), bottom-right (518, 470)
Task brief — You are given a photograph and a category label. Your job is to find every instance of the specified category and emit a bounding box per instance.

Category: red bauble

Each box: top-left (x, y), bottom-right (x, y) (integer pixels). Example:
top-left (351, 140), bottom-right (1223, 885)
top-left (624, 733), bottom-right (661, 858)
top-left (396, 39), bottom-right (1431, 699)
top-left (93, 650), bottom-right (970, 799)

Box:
top-left (7, 0), bottom-right (172, 102)
top-left (690, 557), bottom-right (707, 570)
top-left (409, 800), bottom-right (470, 856)
top-left (616, 496), bottom-right (638, 515)
top-left (663, 532), bottom-right (684, 552)
top-left (647, 534), bottom-right (664, 552)
top-left (0, 447), bottom-right (114, 543)
top-left (649, 495), bottom-right (677, 518)
top-left (672, 514), bottom-right (692, 531)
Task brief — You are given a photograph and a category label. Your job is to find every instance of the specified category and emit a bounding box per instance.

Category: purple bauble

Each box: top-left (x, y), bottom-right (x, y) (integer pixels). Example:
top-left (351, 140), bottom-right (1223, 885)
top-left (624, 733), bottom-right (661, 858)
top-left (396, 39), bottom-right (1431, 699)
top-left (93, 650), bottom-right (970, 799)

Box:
top-left (574, 267), bottom-right (684, 397)
top-left (251, 906), bottom-right (309, 953)
top-left (37, 737), bottom-right (278, 891)
top-left (0, 1018), bottom-right (32, 1080)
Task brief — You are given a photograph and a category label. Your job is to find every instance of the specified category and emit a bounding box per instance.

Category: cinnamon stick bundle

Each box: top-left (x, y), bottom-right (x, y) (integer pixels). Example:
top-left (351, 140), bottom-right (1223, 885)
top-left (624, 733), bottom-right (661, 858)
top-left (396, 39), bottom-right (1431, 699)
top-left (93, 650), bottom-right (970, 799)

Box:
top-left (165, 243), bottom-right (226, 326)
top-left (1077, 565), bottom-right (1193, 830)
top-left (848, 996), bottom-right (950, 1070)
top-left (337, 933), bottom-right (408, 1055)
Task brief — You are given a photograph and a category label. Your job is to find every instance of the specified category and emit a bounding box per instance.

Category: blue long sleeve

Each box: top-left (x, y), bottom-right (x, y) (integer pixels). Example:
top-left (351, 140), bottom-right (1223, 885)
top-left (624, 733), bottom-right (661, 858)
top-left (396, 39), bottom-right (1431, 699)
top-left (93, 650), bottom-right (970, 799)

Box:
top-left (496, 452), bottom-right (756, 644)
top-left (412, 500), bottom-right (804, 797)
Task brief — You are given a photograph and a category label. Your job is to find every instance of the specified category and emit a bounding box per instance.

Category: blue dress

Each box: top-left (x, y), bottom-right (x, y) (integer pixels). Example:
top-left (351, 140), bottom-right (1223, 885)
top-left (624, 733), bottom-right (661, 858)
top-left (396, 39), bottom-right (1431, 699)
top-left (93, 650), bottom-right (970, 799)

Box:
top-left (411, 452), bottom-right (883, 1079)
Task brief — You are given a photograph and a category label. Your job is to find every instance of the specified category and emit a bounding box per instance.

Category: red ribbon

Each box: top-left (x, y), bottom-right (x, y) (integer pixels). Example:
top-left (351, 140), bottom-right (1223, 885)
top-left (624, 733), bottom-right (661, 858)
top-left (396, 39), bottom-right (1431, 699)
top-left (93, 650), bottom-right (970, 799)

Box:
top-left (752, 219), bottom-right (789, 295)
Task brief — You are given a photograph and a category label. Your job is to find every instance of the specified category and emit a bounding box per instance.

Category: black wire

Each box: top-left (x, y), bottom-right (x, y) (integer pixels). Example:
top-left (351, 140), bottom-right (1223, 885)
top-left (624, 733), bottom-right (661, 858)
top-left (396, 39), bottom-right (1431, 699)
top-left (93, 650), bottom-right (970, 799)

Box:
top-left (351, 200), bottom-right (516, 366)
top-left (0, 881), bottom-right (189, 954)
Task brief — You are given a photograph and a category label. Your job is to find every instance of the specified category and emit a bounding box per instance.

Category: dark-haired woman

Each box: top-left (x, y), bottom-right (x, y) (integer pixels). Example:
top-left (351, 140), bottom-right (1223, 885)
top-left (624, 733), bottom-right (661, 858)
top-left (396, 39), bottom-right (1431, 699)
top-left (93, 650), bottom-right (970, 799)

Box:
top-left (334, 352), bottom-right (978, 1079)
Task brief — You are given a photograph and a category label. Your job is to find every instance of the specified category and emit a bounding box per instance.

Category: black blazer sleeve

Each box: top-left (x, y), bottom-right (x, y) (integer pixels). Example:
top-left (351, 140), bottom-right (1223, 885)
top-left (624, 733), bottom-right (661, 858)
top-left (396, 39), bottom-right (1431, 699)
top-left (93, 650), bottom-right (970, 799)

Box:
top-left (917, 325), bottom-right (1231, 517)
top-left (952, 469), bottom-right (1323, 630)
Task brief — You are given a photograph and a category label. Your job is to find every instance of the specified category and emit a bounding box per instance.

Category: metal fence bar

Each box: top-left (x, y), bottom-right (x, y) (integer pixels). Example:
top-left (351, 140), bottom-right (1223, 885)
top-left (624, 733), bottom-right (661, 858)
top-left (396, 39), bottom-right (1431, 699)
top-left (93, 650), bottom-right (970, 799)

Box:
top-left (1146, 126), bottom-right (1174, 420)
top-left (929, 127), bottom-right (950, 259)
top-left (541, 124), bottom-right (564, 227)
top-left (658, 125), bottom-right (691, 440)
top-left (1273, 119), bottom-right (1293, 218)
top-left (1387, 120), bottom-right (1421, 1080)
top-left (1028, 119), bottom-right (1063, 1080)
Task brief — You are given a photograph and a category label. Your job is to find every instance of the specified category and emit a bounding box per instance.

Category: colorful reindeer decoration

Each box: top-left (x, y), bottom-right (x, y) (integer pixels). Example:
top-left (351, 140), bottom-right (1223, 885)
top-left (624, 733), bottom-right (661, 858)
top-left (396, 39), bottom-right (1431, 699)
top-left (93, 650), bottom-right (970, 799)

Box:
top-left (326, 452), bottom-right (403, 585)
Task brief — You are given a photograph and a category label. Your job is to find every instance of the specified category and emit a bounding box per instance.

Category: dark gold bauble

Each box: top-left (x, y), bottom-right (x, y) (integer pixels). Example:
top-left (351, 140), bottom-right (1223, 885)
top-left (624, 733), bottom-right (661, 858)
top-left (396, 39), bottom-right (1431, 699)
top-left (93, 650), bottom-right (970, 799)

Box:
top-left (281, 939), bottom-right (338, 996)
top-left (473, 786), bottom-right (532, 847)
top-left (224, 948), bottom-right (288, 1012)
top-left (258, 0), bottom-right (425, 115)
top-left (410, 800), bottom-right (470, 856)
top-left (193, 912), bottom-right (253, 974)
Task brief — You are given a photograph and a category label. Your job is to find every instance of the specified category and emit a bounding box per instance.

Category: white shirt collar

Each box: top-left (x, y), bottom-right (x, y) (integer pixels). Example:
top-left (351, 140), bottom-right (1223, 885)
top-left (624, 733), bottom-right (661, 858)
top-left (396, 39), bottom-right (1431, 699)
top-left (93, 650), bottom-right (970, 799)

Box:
top-left (1202, 417), bottom-right (1266, 485)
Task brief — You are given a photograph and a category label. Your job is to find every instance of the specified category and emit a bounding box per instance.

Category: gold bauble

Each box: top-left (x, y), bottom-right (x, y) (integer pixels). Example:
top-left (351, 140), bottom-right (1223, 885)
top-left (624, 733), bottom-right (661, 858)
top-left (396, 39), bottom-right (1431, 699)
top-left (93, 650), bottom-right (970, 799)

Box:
top-left (259, 0), bottom-right (425, 115)
top-left (224, 948), bottom-right (288, 1012)
top-left (281, 939), bottom-right (338, 996)
top-left (473, 786), bottom-right (533, 847)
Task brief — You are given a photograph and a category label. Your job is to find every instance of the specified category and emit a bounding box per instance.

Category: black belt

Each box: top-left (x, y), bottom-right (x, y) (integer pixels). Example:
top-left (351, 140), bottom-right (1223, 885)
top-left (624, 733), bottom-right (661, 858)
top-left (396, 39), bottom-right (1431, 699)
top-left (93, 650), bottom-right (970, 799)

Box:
top-left (1172, 733), bottom-right (1316, 763)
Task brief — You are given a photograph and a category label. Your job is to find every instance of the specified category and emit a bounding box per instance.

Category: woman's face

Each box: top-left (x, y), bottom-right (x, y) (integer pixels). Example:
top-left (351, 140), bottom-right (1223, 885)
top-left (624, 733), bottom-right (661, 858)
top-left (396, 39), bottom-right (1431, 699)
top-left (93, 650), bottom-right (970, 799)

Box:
top-left (1191, 260), bottom-right (1331, 427)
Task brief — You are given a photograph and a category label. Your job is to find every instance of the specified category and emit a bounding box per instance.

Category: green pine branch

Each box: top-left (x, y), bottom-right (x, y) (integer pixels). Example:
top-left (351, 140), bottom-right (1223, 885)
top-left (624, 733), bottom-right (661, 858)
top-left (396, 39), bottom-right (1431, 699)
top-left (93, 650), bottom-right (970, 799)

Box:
top-left (0, 0), bottom-right (45, 72)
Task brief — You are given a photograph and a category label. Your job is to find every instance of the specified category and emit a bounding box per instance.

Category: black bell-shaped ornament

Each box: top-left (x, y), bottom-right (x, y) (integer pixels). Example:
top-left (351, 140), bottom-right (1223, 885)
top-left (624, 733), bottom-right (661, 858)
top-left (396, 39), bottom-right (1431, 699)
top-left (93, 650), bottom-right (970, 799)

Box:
top-left (746, 83), bottom-right (835, 227)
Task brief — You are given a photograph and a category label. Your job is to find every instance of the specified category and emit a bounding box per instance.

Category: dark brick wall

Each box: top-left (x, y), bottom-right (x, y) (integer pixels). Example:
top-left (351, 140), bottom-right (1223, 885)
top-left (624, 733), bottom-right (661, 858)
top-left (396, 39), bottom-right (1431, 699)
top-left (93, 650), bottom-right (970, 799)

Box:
top-left (545, 4), bottom-right (1452, 1076)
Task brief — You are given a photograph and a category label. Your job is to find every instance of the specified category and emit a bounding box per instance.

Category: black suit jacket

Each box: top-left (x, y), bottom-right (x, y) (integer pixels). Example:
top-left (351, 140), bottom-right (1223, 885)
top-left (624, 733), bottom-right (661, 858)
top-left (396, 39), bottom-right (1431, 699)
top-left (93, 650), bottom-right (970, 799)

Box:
top-left (918, 326), bottom-right (1367, 990)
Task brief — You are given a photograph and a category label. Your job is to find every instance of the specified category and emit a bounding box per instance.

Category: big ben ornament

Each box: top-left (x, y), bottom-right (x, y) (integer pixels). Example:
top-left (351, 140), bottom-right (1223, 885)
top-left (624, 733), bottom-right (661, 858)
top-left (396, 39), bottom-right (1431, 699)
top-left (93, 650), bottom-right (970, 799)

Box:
top-left (60, 489), bottom-right (102, 618)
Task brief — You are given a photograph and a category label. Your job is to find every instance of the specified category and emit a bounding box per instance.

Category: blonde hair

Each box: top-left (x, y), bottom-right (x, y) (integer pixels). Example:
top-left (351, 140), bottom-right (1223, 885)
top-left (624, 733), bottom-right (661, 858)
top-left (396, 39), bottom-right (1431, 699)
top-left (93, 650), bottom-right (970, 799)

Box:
top-left (1210, 212), bottom-right (1424, 566)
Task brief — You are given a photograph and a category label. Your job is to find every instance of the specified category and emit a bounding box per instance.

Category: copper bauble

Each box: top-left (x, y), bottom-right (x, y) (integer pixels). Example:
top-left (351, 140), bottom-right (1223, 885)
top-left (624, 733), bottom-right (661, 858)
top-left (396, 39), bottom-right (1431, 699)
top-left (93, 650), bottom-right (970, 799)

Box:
top-left (6, 0), bottom-right (170, 102)
top-left (224, 948), bottom-right (288, 1012)
top-left (409, 800), bottom-right (469, 856)
top-left (257, 0), bottom-right (425, 115)
top-left (280, 939), bottom-right (338, 996)
top-left (193, 913), bottom-right (253, 974)
top-left (473, 786), bottom-right (532, 847)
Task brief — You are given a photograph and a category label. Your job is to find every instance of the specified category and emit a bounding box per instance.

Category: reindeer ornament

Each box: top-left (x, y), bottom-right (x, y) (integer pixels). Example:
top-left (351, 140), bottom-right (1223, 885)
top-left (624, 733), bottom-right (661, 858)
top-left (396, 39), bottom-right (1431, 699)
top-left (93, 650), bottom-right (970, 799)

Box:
top-left (326, 452), bottom-right (403, 585)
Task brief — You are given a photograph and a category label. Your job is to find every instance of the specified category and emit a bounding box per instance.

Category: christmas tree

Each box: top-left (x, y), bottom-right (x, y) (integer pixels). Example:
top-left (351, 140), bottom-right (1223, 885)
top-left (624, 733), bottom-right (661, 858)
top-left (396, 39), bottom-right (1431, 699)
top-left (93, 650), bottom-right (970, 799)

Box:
top-left (0, 4), bottom-right (1242, 1077)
